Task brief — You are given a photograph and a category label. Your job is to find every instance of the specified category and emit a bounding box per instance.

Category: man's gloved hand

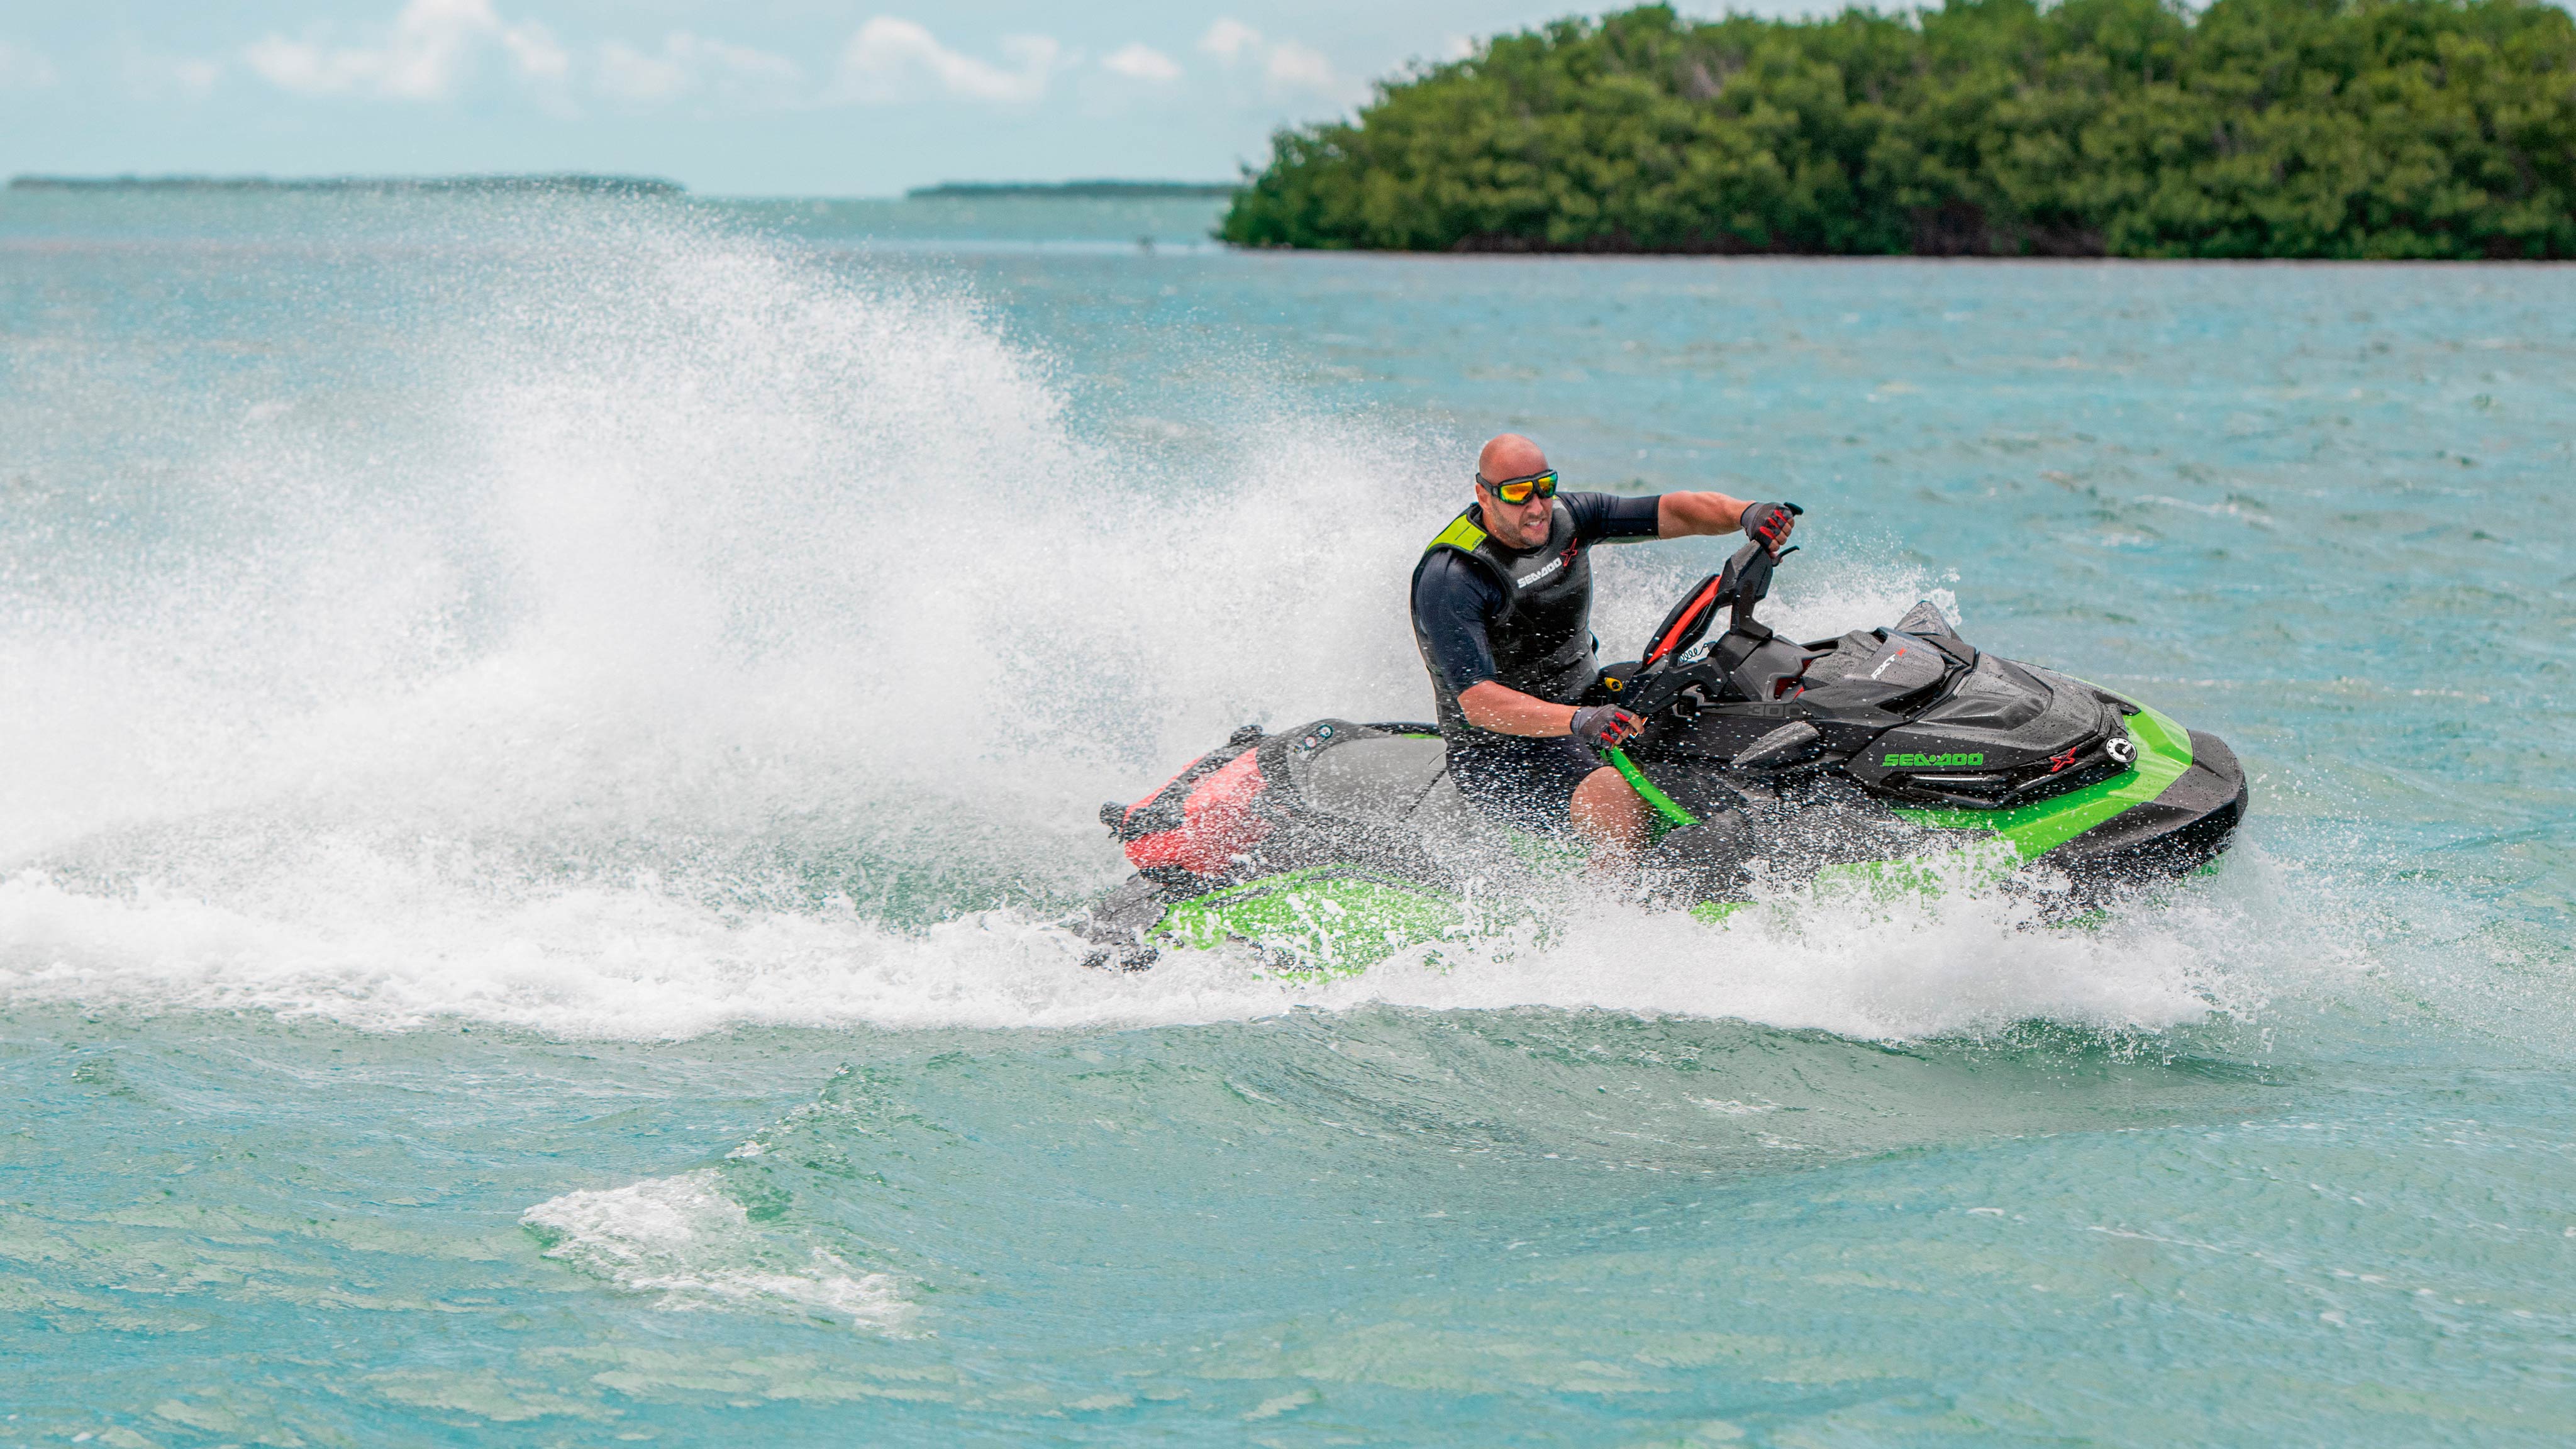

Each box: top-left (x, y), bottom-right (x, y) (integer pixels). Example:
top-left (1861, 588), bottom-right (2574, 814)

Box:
top-left (1740, 501), bottom-right (1801, 555)
top-left (1569, 704), bottom-right (1646, 750)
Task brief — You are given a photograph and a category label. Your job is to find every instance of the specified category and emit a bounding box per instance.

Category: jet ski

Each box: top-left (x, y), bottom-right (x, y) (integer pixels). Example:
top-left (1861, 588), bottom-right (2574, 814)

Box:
top-left (1077, 538), bottom-right (2248, 973)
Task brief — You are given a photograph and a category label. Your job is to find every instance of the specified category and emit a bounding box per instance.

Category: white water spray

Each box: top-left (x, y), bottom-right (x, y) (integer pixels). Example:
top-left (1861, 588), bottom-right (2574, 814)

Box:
top-left (0, 206), bottom-right (2306, 1041)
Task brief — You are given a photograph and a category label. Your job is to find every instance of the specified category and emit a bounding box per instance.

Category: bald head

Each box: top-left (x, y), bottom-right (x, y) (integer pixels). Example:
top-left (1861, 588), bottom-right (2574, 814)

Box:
top-left (1471, 433), bottom-right (1558, 548)
top-left (1478, 433), bottom-right (1548, 484)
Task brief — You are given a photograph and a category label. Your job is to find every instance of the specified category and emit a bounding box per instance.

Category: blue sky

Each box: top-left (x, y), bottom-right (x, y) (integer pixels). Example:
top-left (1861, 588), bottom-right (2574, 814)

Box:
top-left (0, 1), bottom-right (1838, 194)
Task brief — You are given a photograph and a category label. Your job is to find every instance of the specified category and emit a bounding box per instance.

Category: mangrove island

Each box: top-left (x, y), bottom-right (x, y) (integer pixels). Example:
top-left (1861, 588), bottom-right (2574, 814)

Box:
top-left (1219, 0), bottom-right (2576, 258)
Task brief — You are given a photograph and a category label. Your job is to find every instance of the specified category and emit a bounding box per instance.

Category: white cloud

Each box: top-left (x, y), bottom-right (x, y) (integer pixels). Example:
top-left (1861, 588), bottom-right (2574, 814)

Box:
top-left (243, 0), bottom-right (560, 101)
top-left (833, 17), bottom-right (1059, 106)
top-left (1197, 19), bottom-right (1338, 97)
top-left (0, 40), bottom-right (58, 89)
top-left (599, 31), bottom-right (801, 105)
top-left (1199, 19), bottom-right (1262, 65)
top-left (501, 22), bottom-right (569, 81)
top-left (1100, 42), bottom-right (1180, 84)
top-left (1264, 41), bottom-right (1333, 92)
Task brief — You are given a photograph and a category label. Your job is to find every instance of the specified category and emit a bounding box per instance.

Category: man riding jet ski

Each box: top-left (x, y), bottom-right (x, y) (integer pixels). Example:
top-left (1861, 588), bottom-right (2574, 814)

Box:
top-left (1412, 433), bottom-right (1797, 863)
top-left (1077, 436), bottom-right (2248, 972)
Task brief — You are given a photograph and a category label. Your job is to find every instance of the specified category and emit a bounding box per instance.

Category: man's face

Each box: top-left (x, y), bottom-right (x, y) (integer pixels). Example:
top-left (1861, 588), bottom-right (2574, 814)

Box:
top-left (1477, 480), bottom-right (1554, 550)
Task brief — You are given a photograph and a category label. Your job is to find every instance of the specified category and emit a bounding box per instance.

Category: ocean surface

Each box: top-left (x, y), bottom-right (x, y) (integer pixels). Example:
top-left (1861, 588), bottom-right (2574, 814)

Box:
top-left (3, 187), bottom-right (2571, 1446)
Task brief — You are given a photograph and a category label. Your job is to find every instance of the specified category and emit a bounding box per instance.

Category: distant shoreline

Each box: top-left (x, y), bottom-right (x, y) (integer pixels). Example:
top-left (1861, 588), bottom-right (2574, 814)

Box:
top-left (8, 174), bottom-right (684, 194)
top-left (906, 180), bottom-right (1238, 200)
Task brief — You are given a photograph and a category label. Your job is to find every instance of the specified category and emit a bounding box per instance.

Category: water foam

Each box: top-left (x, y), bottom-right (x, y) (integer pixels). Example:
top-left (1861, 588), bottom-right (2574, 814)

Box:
top-left (0, 204), bottom-right (2301, 1045)
top-left (521, 1169), bottom-right (911, 1330)
top-left (0, 845), bottom-right (2309, 1041)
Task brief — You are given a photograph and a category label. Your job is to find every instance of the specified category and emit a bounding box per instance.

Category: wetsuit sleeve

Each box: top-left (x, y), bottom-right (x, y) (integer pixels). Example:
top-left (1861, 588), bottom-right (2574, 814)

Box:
top-left (1564, 491), bottom-right (1662, 545)
top-left (1411, 553), bottom-right (1506, 694)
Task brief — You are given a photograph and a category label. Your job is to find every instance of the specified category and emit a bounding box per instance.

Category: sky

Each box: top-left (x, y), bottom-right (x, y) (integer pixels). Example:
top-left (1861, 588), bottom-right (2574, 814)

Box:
top-left (0, 1), bottom-right (1840, 195)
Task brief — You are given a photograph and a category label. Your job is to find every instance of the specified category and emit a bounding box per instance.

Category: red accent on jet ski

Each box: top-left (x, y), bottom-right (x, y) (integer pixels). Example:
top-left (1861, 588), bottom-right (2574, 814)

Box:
top-left (1644, 577), bottom-right (1724, 665)
top-left (1123, 750), bottom-right (1273, 875)
top-left (1119, 762), bottom-right (1202, 831)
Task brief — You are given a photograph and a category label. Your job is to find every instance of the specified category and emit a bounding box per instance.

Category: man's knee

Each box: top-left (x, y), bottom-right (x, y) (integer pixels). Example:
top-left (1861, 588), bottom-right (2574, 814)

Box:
top-left (1569, 765), bottom-right (1649, 842)
top-left (1570, 765), bottom-right (1631, 806)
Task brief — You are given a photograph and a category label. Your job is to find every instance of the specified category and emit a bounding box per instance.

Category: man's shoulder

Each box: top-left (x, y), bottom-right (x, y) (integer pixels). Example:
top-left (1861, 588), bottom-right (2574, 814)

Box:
top-left (1565, 490), bottom-right (1662, 540)
top-left (1412, 547), bottom-right (1504, 611)
top-left (1414, 548), bottom-right (1491, 588)
top-left (1562, 489), bottom-right (1657, 516)
top-left (1423, 507), bottom-right (1489, 555)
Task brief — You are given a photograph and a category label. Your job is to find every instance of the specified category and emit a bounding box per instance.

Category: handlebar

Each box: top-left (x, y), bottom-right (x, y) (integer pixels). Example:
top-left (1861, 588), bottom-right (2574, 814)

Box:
top-left (1635, 506), bottom-right (1802, 681)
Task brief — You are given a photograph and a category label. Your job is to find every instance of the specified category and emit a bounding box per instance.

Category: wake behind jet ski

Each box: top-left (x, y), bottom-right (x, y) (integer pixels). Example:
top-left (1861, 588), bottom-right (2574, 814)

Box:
top-left (1077, 534), bottom-right (2248, 973)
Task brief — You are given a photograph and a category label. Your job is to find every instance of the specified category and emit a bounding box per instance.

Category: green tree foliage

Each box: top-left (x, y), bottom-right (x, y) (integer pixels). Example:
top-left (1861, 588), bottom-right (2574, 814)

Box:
top-left (1220, 0), bottom-right (2576, 257)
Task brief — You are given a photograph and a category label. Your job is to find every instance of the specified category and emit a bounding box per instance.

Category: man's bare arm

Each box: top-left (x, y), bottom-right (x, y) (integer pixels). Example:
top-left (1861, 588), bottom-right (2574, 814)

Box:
top-left (1657, 491), bottom-right (1758, 538)
top-left (1457, 680), bottom-right (1580, 737)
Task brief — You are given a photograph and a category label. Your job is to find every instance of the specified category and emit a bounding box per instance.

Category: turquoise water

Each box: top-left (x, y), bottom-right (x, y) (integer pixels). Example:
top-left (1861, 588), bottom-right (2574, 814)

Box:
top-left (3, 191), bottom-right (2572, 1445)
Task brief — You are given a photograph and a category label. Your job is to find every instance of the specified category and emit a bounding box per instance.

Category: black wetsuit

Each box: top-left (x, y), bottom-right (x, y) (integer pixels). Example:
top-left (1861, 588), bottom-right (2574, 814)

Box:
top-left (1409, 494), bottom-right (1662, 831)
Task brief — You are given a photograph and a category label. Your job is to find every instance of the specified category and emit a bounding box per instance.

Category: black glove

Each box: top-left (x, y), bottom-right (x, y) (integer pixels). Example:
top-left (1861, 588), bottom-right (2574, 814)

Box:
top-left (1569, 704), bottom-right (1646, 750)
top-left (1741, 501), bottom-right (1800, 555)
